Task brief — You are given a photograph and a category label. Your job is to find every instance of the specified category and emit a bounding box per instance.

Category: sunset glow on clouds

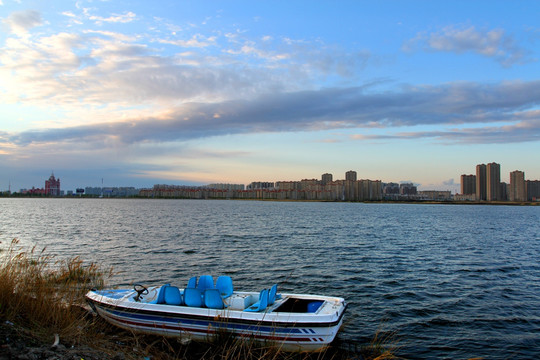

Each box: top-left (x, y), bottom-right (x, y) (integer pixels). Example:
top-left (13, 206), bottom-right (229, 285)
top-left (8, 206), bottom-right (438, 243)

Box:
top-left (1, 1), bottom-right (539, 191)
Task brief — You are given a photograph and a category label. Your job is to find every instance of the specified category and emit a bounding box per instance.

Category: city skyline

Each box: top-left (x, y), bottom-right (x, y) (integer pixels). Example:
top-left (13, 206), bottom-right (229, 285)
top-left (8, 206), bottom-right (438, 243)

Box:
top-left (7, 161), bottom-right (539, 196)
top-left (1, 1), bottom-right (540, 192)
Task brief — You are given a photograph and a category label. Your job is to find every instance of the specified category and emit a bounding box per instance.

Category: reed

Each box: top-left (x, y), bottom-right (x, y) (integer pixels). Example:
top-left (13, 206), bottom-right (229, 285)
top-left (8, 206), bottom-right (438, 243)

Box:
top-left (0, 239), bottom-right (397, 359)
top-left (0, 238), bottom-right (113, 345)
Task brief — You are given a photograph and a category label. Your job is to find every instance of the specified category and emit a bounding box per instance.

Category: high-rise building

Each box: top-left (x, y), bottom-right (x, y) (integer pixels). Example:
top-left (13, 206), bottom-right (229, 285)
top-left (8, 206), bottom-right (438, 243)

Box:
top-left (321, 173), bottom-right (333, 186)
top-left (383, 182), bottom-right (400, 195)
top-left (45, 172), bottom-right (60, 196)
top-left (460, 174), bottom-right (476, 195)
top-left (345, 170), bottom-right (357, 182)
top-left (476, 164), bottom-right (487, 201)
top-left (400, 183), bottom-right (417, 195)
top-left (526, 180), bottom-right (540, 201)
top-left (500, 182), bottom-right (508, 201)
top-left (509, 170), bottom-right (526, 202)
top-left (486, 162), bottom-right (501, 201)
top-left (246, 182), bottom-right (274, 190)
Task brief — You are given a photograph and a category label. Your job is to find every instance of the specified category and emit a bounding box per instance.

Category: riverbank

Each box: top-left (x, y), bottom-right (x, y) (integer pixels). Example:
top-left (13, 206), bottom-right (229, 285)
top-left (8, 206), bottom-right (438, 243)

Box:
top-left (2, 193), bottom-right (539, 206)
top-left (0, 239), bottom-right (397, 360)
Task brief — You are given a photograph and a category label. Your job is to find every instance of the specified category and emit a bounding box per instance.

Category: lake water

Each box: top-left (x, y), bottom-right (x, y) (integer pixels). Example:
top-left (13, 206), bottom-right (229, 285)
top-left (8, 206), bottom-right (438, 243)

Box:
top-left (1, 198), bottom-right (539, 359)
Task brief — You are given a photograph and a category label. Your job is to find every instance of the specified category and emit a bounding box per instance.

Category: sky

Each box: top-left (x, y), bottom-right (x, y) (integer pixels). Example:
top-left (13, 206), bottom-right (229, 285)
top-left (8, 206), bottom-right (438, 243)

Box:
top-left (1, 1), bottom-right (540, 193)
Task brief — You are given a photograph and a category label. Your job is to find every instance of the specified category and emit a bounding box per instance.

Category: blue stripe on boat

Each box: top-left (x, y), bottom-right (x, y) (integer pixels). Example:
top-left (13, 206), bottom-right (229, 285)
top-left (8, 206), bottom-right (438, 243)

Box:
top-left (103, 306), bottom-right (303, 334)
top-left (94, 289), bottom-right (132, 299)
top-left (99, 306), bottom-right (316, 343)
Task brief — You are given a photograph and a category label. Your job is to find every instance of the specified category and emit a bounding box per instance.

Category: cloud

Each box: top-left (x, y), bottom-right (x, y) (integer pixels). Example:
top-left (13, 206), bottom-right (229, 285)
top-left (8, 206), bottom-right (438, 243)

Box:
top-left (0, 16), bottom-right (371, 115)
top-left (158, 34), bottom-right (217, 48)
top-left (351, 118), bottom-right (540, 144)
top-left (404, 25), bottom-right (529, 67)
top-left (0, 29), bottom-right (289, 110)
top-left (5, 80), bottom-right (540, 148)
top-left (443, 179), bottom-right (456, 186)
top-left (84, 9), bottom-right (136, 25)
top-left (3, 10), bottom-right (42, 35)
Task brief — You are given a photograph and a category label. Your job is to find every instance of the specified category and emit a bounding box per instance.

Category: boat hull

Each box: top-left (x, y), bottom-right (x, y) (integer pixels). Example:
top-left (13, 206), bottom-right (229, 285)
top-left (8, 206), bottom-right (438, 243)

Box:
top-left (86, 289), bottom-right (347, 352)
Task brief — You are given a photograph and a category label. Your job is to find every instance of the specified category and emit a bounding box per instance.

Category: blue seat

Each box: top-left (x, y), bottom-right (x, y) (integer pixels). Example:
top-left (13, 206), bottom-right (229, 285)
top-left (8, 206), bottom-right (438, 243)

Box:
top-left (187, 276), bottom-right (197, 289)
top-left (244, 289), bottom-right (268, 312)
top-left (184, 288), bottom-right (203, 307)
top-left (164, 286), bottom-right (182, 305)
top-left (215, 276), bottom-right (233, 298)
top-left (307, 300), bottom-right (323, 313)
top-left (197, 275), bottom-right (214, 291)
top-left (150, 284), bottom-right (170, 304)
top-left (204, 288), bottom-right (225, 309)
top-left (268, 284), bottom-right (278, 305)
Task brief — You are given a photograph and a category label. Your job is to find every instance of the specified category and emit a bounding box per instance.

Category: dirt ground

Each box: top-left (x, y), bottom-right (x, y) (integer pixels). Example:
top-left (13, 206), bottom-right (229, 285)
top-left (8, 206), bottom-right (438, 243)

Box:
top-left (0, 321), bottom-right (126, 360)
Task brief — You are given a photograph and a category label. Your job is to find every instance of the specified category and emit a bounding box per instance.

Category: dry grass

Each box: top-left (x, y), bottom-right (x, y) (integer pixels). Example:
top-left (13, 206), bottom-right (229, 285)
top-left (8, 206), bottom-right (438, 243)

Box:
top-left (0, 238), bottom-right (398, 359)
top-left (0, 239), bottom-right (112, 342)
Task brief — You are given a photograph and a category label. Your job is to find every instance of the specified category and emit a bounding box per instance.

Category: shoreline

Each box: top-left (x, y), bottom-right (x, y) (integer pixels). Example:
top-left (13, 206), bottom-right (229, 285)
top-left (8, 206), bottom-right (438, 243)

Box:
top-left (2, 194), bottom-right (539, 206)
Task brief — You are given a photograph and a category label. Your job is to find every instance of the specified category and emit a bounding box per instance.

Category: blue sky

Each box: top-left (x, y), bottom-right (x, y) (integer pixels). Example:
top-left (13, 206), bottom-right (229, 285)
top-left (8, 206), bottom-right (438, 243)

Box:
top-left (1, 0), bottom-right (539, 193)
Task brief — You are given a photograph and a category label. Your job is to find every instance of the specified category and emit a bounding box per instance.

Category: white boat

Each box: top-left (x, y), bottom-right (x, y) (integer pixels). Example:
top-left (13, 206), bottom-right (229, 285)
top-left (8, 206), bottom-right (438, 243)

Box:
top-left (85, 275), bottom-right (347, 352)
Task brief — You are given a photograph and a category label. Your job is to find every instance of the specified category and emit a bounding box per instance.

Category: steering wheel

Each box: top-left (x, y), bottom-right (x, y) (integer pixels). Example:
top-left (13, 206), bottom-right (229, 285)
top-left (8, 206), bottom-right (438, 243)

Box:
top-left (133, 284), bottom-right (149, 301)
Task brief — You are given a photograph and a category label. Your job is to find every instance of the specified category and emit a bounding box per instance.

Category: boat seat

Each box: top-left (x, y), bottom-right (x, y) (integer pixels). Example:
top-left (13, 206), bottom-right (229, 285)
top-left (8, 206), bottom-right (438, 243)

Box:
top-left (164, 286), bottom-right (182, 305)
top-left (184, 288), bottom-right (204, 307)
top-left (268, 284), bottom-right (278, 305)
top-left (149, 284), bottom-right (170, 304)
top-left (216, 276), bottom-right (233, 298)
top-left (197, 275), bottom-right (214, 291)
top-left (187, 276), bottom-right (197, 289)
top-left (244, 289), bottom-right (268, 312)
top-left (204, 288), bottom-right (226, 309)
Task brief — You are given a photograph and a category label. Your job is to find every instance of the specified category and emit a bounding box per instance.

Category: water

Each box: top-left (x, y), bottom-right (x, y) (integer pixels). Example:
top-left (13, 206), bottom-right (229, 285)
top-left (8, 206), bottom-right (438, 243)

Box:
top-left (1, 198), bottom-right (539, 359)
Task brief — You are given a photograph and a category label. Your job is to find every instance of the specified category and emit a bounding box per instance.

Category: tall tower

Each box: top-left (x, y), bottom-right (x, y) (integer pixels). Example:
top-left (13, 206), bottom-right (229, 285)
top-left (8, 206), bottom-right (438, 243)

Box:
top-left (460, 174), bottom-right (476, 195)
top-left (345, 170), bottom-right (357, 182)
top-left (476, 164), bottom-right (486, 201)
top-left (45, 172), bottom-right (61, 196)
top-left (486, 162), bottom-right (500, 201)
top-left (321, 173), bottom-right (333, 186)
top-left (509, 170), bottom-right (526, 202)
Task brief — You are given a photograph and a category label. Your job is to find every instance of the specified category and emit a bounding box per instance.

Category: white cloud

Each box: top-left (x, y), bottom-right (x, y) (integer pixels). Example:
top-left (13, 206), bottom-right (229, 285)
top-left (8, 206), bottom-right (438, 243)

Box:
top-left (3, 10), bottom-right (42, 35)
top-left (83, 8), bottom-right (136, 25)
top-left (404, 25), bottom-right (529, 67)
top-left (158, 34), bottom-right (217, 48)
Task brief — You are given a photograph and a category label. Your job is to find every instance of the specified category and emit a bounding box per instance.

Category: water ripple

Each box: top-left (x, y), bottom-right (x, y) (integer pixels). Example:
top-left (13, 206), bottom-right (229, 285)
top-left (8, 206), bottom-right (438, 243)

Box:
top-left (1, 199), bottom-right (539, 359)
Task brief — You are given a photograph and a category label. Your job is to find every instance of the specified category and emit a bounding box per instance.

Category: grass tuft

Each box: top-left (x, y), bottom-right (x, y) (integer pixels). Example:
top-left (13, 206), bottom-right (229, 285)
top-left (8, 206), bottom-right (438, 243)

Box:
top-left (0, 239), bottom-right (113, 345)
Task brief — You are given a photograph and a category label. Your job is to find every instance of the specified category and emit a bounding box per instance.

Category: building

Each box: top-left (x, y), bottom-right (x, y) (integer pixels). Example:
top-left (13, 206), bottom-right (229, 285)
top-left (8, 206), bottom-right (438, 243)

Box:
top-left (400, 183), bottom-right (417, 196)
top-left (345, 170), bottom-right (357, 182)
top-left (486, 162), bottom-right (501, 201)
top-left (358, 180), bottom-right (382, 201)
top-left (206, 183), bottom-right (245, 191)
top-left (383, 182), bottom-right (400, 195)
top-left (418, 190), bottom-right (452, 201)
top-left (45, 173), bottom-right (61, 196)
top-left (476, 164), bottom-right (487, 201)
top-left (500, 182), bottom-right (507, 201)
top-left (321, 173), bottom-right (333, 186)
top-left (509, 171), bottom-right (526, 202)
top-left (526, 180), bottom-right (540, 201)
top-left (274, 181), bottom-right (299, 191)
top-left (246, 182), bottom-right (274, 190)
top-left (460, 174), bottom-right (476, 195)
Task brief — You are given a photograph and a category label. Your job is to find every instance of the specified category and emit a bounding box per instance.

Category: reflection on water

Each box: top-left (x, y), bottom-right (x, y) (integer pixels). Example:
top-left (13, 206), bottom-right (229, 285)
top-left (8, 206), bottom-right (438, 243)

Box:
top-left (1, 198), bottom-right (539, 359)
